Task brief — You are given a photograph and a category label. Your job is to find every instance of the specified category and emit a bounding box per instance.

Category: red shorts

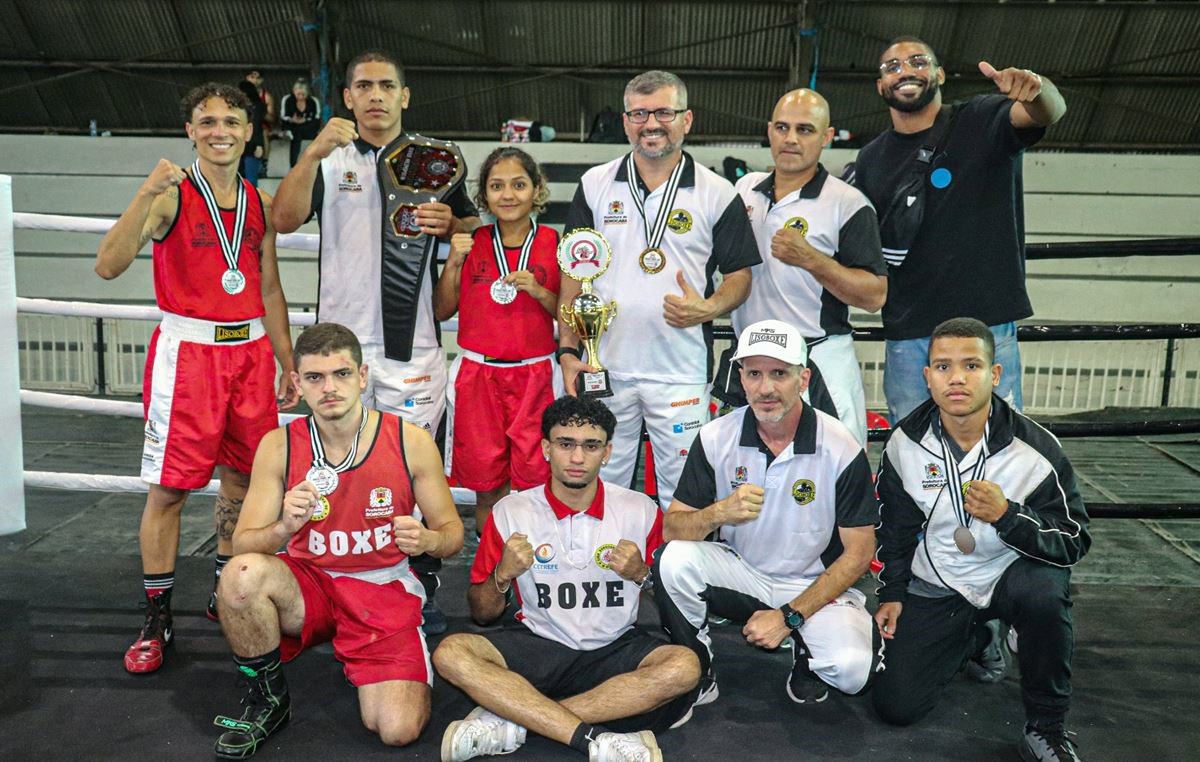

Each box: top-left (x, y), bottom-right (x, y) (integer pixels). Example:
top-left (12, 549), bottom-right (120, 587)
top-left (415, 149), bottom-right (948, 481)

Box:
top-left (451, 355), bottom-right (553, 492)
top-left (277, 554), bottom-right (431, 687)
top-left (141, 323), bottom-right (276, 489)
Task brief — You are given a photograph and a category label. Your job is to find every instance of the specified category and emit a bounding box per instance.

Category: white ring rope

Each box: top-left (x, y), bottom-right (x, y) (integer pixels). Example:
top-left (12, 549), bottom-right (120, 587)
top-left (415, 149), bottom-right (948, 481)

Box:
top-left (15, 211), bottom-right (473, 504)
top-left (18, 296), bottom-right (317, 325)
top-left (25, 470), bottom-right (476, 504)
top-left (14, 211), bottom-right (319, 251)
top-left (20, 389), bottom-right (304, 424)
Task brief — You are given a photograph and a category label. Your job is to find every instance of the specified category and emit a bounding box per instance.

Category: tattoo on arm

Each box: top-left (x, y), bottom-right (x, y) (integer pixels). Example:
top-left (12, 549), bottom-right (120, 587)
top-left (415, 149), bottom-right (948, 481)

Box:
top-left (215, 495), bottom-right (244, 541)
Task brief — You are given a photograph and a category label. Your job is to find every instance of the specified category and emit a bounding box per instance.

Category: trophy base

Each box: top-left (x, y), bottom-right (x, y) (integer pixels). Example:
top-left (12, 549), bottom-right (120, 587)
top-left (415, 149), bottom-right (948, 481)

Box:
top-left (576, 369), bottom-right (614, 399)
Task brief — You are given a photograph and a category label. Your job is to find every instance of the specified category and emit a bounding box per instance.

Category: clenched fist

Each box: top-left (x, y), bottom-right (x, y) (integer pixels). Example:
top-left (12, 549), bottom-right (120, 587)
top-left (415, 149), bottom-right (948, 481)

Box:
top-left (496, 532), bottom-right (535, 584)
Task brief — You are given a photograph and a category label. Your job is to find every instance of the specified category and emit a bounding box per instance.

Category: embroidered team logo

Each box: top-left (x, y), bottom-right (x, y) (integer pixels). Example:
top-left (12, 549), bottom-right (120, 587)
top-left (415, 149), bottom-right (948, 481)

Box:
top-left (791, 479), bottom-right (816, 505)
top-left (730, 465), bottom-right (749, 490)
top-left (602, 199), bottom-right (628, 225)
top-left (310, 496), bottom-right (331, 522)
top-left (594, 543), bottom-right (616, 570)
top-left (533, 543), bottom-right (558, 572)
top-left (337, 171), bottom-right (362, 192)
top-left (748, 329), bottom-right (788, 348)
top-left (666, 208), bottom-right (693, 234)
top-left (784, 216), bottom-right (809, 236)
top-left (921, 463), bottom-right (947, 491)
top-left (365, 487), bottom-right (394, 518)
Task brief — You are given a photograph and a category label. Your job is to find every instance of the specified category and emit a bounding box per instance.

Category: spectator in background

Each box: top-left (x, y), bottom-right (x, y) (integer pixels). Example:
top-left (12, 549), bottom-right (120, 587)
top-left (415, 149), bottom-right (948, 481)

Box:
top-left (244, 68), bottom-right (277, 172)
top-left (237, 80), bottom-right (267, 186)
top-left (280, 78), bottom-right (321, 169)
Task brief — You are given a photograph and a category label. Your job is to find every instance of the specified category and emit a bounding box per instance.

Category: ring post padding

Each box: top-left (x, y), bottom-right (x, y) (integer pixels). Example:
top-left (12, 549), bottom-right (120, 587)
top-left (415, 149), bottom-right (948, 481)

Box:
top-left (0, 176), bottom-right (27, 534)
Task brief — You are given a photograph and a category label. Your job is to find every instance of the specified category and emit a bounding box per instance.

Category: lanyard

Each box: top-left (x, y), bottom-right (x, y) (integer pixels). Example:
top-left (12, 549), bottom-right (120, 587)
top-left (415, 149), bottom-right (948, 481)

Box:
top-left (624, 152), bottom-right (686, 252)
top-left (189, 160), bottom-right (247, 277)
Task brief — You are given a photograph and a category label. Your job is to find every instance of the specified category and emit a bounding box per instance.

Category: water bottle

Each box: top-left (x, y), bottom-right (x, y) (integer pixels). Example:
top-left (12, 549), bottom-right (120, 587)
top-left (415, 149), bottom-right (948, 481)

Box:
top-left (89, 119), bottom-right (98, 137)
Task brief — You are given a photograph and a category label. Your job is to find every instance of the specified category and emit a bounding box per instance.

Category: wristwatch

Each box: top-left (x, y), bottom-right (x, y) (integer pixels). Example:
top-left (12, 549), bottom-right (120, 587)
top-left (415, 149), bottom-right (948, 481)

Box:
top-left (779, 602), bottom-right (805, 631)
top-left (555, 346), bottom-right (582, 362)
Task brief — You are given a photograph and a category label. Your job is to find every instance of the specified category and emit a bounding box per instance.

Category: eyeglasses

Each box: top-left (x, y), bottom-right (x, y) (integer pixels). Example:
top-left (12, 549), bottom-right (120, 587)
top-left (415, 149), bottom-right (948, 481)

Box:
top-left (878, 54), bottom-right (935, 75)
top-left (624, 108), bottom-right (682, 124)
top-left (551, 438), bottom-right (606, 454)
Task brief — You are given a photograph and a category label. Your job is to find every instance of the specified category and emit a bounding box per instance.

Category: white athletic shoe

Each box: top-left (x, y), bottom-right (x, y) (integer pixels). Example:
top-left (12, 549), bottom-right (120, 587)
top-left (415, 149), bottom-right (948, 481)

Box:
top-left (440, 707), bottom-right (526, 762)
top-left (588, 731), bottom-right (663, 762)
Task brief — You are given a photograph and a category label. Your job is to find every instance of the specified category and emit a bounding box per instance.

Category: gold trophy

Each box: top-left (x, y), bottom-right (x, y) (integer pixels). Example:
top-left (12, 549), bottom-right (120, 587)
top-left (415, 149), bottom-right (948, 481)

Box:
top-left (557, 229), bottom-right (617, 398)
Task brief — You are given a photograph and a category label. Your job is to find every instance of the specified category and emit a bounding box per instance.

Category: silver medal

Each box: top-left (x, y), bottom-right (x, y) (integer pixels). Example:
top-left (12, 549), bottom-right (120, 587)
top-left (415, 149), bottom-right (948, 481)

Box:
top-left (953, 525), bottom-right (976, 554)
top-left (222, 268), bottom-right (246, 295)
top-left (306, 465), bottom-right (340, 496)
top-left (490, 278), bottom-right (518, 305)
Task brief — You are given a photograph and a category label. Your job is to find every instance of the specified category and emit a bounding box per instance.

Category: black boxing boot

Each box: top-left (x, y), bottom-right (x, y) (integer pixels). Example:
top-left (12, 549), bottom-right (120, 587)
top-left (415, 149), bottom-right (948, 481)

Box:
top-left (214, 656), bottom-right (291, 759)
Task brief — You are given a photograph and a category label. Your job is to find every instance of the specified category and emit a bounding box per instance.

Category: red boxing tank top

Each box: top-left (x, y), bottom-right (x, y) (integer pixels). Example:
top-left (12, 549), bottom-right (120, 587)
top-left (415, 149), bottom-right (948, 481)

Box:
top-left (284, 412), bottom-right (416, 572)
top-left (457, 224), bottom-right (560, 360)
top-left (153, 174), bottom-right (267, 321)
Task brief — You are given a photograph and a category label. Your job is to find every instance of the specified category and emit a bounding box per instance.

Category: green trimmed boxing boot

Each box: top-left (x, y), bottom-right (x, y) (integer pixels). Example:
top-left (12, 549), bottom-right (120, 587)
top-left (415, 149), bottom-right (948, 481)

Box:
top-left (214, 660), bottom-right (291, 759)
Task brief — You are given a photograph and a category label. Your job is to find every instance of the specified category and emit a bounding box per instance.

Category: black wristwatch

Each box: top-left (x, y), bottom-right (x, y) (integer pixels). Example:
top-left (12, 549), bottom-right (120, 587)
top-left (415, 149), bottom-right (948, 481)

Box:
top-left (779, 603), bottom-right (805, 631)
top-left (555, 346), bottom-right (582, 362)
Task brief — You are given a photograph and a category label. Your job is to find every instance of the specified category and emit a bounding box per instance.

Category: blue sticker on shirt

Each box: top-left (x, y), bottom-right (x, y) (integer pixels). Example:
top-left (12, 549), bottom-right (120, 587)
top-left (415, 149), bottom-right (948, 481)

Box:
top-left (930, 167), bottom-right (952, 189)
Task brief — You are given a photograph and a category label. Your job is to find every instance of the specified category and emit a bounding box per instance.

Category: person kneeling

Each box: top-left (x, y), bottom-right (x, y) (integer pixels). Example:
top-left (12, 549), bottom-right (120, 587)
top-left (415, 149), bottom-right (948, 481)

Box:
top-left (434, 396), bottom-right (700, 762)
top-left (212, 322), bottom-right (464, 758)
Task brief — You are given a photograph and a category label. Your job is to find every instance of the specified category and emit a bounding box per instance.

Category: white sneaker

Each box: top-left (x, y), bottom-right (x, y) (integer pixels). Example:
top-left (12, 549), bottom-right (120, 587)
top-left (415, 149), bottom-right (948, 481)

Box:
top-left (588, 731), bottom-right (662, 762)
top-left (440, 707), bottom-right (526, 762)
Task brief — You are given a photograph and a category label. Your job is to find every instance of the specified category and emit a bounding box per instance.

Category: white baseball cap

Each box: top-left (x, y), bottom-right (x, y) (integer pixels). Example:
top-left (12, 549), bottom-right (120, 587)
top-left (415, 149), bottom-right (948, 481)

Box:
top-left (731, 319), bottom-right (808, 367)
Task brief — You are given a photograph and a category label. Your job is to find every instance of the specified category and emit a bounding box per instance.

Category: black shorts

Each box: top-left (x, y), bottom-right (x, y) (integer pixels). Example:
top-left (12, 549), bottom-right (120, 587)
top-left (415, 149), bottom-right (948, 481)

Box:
top-left (486, 626), bottom-right (696, 733)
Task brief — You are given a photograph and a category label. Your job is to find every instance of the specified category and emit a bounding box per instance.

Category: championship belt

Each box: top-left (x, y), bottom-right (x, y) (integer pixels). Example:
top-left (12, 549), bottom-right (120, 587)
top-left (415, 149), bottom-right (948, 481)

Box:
top-left (378, 135), bottom-right (467, 361)
top-left (558, 229), bottom-right (617, 398)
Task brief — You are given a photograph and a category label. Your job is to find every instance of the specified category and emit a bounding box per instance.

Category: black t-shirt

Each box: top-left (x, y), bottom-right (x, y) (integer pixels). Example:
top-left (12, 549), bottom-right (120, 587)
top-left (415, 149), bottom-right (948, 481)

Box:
top-left (853, 95), bottom-right (1044, 340)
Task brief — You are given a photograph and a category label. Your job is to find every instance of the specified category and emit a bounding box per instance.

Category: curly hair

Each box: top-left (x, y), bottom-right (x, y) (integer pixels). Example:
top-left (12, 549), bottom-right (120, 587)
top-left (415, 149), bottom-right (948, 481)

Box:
top-left (179, 82), bottom-right (251, 123)
top-left (541, 396), bottom-right (617, 441)
top-left (473, 146), bottom-right (550, 216)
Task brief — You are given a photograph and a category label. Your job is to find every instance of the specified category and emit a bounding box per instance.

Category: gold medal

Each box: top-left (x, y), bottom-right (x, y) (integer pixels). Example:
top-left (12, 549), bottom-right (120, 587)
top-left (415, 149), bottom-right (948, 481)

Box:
top-left (639, 247), bottom-right (666, 274)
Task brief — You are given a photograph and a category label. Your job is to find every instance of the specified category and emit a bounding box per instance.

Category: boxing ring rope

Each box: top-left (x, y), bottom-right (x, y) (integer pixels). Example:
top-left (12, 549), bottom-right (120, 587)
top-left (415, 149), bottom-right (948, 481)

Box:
top-left (9, 210), bottom-right (1200, 521)
top-left (10, 210), bottom-right (474, 509)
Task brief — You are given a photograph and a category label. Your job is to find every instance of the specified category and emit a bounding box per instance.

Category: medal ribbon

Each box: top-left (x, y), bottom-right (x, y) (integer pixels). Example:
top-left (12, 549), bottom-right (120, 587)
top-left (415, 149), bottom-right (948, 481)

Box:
top-left (190, 159), bottom-right (247, 276)
top-left (308, 405), bottom-right (369, 473)
top-left (490, 224), bottom-right (537, 282)
top-left (624, 152), bottom-right (686, 252)
top-left (939, 421), bottom-right (989, 531)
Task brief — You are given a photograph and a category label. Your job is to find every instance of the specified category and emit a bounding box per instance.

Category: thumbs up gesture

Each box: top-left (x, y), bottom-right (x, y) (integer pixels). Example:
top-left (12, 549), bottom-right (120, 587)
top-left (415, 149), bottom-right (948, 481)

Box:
top-left (663, 269), bottom-right (713, 328)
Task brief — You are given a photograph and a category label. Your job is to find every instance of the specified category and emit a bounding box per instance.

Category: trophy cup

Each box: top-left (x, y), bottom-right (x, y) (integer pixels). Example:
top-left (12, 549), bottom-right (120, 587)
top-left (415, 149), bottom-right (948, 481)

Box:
top-left (377, 135), bottom-right (466, 360)
top-left (558, 229), bottom-right (618, 398)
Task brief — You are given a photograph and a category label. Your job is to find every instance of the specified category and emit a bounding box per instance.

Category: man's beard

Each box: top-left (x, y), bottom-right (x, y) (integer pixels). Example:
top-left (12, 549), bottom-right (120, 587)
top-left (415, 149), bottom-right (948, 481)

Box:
top-left (881, 76), bottom-right (939, 113)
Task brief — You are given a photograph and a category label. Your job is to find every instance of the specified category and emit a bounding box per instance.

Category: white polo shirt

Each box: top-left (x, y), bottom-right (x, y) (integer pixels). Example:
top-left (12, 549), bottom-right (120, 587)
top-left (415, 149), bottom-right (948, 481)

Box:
top-left (470, 481), bottom-right (664, 651)
top-left (732, 166), bottom-right (885, 338)
top-left (674, 403), bottom-right (878, 580)
top-left (565, 152), bottom-right (760, 384)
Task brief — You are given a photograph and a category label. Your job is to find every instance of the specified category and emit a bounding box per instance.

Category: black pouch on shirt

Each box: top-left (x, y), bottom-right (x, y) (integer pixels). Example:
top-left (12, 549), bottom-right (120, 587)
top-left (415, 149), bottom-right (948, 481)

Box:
top-left (877, 104), bottom-right (959, 267)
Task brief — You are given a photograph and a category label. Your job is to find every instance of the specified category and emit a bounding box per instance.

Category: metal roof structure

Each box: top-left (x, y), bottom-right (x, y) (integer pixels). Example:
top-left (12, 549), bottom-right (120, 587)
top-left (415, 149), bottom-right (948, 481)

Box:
top-left (1, 0), bottom-right (1197, 150)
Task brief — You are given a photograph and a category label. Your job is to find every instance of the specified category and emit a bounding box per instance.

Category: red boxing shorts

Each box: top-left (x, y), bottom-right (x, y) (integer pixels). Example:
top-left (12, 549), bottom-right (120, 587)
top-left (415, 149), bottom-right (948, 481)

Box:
top-left (277, 554), bottom-right (432, 687)
top-left (141, 314), bottom-right (277, 490)
top-left (451, 353), bottom-right (554, 492)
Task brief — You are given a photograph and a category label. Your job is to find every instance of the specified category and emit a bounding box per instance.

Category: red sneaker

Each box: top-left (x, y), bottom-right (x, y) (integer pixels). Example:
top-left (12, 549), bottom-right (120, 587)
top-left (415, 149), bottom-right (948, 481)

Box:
top-left (124, 594), bottom-right (173, 674)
